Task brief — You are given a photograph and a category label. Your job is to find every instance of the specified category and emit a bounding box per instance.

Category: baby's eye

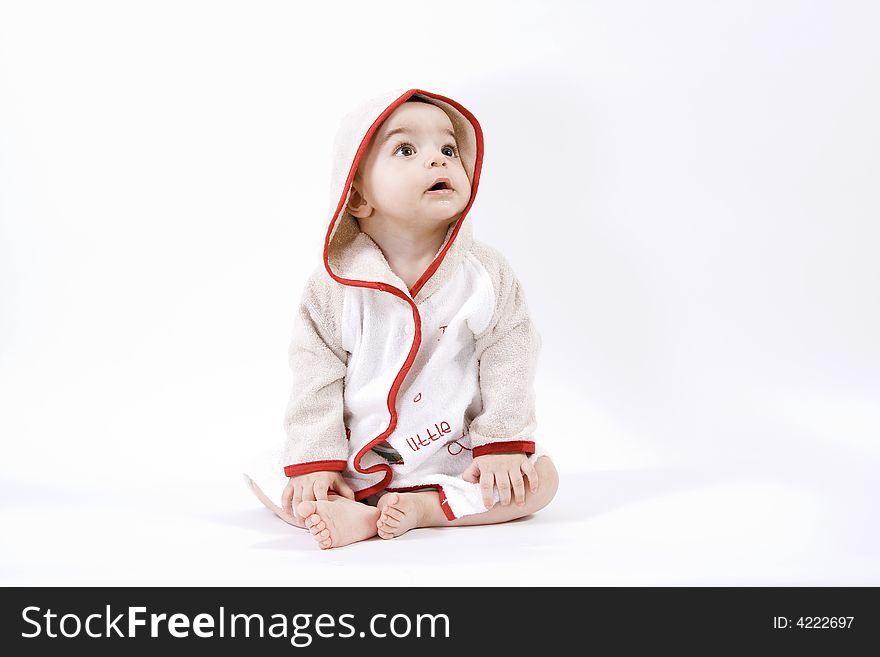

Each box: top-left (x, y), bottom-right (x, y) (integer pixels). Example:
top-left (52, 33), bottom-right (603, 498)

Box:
top-left (392, 142), bottom-right (459, 158)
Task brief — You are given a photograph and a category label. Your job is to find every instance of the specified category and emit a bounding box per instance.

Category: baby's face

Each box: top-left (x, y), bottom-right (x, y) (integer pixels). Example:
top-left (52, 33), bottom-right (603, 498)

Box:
top-left (348, 102), bottom-right (471, 227)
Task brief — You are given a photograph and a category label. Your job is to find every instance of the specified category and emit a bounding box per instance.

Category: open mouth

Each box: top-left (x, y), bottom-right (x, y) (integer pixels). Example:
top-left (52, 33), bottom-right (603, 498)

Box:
top-left (426, 179), bottom-right (454, 192)
top-left (425, 178), bottom-right (452, 192)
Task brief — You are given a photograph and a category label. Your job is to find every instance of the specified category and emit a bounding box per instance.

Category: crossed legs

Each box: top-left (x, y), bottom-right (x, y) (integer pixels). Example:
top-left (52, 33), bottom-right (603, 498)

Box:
top-left (294, 456), bottom-right (558, 550)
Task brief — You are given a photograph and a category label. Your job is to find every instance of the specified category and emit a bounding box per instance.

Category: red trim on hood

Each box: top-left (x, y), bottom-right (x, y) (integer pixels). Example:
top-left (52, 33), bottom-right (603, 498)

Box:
top-left (322, 88), bottom-right (484, 499)
top-left (408, 91), bottom-right (484, 299)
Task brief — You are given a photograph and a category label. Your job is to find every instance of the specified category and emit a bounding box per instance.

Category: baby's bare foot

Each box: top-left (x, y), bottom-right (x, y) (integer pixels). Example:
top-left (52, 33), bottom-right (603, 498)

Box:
top-left (376, 492), bottom-right (428, 539)
top-left (295, 498), bottom-right (380, 550)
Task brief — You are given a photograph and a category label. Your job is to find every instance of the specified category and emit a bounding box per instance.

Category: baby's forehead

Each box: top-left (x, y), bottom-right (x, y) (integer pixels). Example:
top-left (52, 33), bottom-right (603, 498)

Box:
top-left (378, 102), bottom-right (456, 139)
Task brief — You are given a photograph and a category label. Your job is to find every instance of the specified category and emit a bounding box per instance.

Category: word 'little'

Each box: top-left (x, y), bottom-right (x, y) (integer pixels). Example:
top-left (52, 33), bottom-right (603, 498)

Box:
top-left (405, 421), bottom-right (453, 452)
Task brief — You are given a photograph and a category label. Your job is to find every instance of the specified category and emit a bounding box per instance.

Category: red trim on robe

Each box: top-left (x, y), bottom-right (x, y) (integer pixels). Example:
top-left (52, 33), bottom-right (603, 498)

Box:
top-left (472, 441), bottom-right (536, 458)
top-left (283, 459), bottom-right (347, 478)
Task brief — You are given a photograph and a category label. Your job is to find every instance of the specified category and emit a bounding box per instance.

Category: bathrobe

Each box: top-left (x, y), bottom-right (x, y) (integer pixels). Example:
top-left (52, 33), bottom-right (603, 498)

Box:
top-left (242, 87), bottom-right (551, 521)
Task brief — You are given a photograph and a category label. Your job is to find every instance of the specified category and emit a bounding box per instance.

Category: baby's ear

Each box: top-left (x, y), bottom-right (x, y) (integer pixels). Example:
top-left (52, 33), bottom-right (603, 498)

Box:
top-left (346, 185), bottom-right (372, 218)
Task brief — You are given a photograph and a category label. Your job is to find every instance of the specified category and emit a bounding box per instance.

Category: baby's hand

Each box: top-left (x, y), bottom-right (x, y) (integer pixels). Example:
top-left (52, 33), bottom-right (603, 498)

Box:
top-left (281, 471), bottom-right (355, 518)
top-left (461, 453), bottom-right (539, 509)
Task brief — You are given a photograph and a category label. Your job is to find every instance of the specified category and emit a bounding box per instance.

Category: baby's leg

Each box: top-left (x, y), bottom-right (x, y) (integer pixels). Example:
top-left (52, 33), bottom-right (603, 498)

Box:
top-left (376, 456), bottom-right (559, 538)
top-left (296, 495), bottom-right (381, 549)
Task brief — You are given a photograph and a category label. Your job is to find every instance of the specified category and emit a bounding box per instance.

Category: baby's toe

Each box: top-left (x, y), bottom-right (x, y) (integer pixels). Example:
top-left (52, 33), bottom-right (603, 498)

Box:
top-left (379, 513), bottom-right (400, 529)
top-left (296, 501), bottom-right (317, 520)
top-left (383, 506), bottom-right (406, 522)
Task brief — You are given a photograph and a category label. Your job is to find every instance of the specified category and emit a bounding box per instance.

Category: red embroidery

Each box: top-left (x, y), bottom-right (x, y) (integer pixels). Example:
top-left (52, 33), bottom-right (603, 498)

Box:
top-left (345, 426), bottom-right (351, 441)
top-left (446, 440), bottom-right (472, 456)
top-left (413, 392), bottom-right (422, 403)
top-left (405, 421), bottom-right (452, 452)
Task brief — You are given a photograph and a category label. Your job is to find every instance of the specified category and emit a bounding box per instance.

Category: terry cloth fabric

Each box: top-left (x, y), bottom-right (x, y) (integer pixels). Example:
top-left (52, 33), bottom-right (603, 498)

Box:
top-left (242, 87), bottom-right (552, 521)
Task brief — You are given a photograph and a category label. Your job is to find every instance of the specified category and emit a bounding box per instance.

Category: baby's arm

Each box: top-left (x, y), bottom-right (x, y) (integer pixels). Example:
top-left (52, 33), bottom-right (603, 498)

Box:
top-left (466, 250), bottom-right (543, 505)
top-left (468, 250), bottom-right (542, 457)
top-left (281, 266), bottom-right (350, 484)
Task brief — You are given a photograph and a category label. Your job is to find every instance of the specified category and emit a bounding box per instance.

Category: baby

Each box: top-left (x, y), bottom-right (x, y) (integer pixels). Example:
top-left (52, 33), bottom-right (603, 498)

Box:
top-left (243, 88), bottom-right (558, 549)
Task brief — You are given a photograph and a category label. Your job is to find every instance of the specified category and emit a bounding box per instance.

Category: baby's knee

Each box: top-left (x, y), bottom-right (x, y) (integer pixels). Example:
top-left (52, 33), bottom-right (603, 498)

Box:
top-left (531, 456), bottom-right (559, 512)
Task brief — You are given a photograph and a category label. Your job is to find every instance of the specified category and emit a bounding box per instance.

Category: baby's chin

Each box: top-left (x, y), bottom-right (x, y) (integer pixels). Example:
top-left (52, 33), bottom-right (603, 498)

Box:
top-left (370, 197), bottom-right (466, 226)
top-left (415, 207), bottom-right (464, 225)
top-left (419, 194), bottom-right (467, 215)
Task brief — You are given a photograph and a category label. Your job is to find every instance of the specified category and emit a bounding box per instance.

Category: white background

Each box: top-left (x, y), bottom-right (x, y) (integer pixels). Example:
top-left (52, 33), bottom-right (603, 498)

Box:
top-left (1, 0), bottom-right (878, 585)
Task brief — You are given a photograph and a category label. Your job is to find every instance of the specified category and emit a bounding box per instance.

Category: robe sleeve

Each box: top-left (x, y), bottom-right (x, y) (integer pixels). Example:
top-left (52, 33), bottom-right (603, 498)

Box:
top-left (468, 254), bottom-right (542, 457)
top-left (280, 270), bottom-right (350, 477)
